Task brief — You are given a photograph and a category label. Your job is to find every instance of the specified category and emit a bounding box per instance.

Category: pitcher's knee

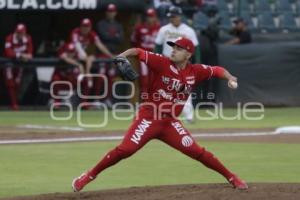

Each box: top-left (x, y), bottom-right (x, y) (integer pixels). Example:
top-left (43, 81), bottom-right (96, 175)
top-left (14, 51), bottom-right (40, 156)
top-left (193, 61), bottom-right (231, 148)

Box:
top-left (196, 148), bottom-right (215, 161)
top-left (183, 146), bottom-right (206, 160)
top-left (115, 146), bottom-right (137, 159)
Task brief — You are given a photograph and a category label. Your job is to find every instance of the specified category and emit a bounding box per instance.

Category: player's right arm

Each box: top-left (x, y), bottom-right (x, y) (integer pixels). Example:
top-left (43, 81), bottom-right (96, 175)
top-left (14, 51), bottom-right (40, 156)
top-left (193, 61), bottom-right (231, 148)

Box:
top-left (118, 48), bottom-right (166, 73)
top-left (195, 64), bottom-right (238, 89)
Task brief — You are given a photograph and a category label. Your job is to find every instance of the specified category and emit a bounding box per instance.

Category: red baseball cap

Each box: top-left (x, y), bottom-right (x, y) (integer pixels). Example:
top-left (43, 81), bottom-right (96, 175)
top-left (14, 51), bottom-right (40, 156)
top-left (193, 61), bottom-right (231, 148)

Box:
top-left (167, 37), bottom-right (195, 54)
top-left (106, 3), bottom-right (117, 12)
top-left (66, 43), bottom-right (76, 52)
top-left (80, 18), bottom-right (92, 26)
top-left (146, 8), bottom-right (156, 17)
top-left (15, 23), bottom-right (27, 33)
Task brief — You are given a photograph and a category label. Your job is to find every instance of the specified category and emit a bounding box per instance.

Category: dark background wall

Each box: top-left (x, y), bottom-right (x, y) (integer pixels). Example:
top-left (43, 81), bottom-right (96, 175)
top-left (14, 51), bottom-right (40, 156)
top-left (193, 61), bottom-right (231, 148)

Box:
top-left (216, 42), bottom-right (300, 106)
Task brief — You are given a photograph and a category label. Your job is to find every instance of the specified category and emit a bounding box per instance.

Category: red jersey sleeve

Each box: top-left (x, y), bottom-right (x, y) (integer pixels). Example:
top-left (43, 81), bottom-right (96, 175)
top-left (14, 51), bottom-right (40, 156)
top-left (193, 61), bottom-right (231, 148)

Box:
top-left (194, 64), bottom-right (214, 82)
top-left (4, 35), bottom-right (16, 58)
top-left (194, 64), bottom-right (226, 83)
top-left (137, 48), bottom-right (167, 73)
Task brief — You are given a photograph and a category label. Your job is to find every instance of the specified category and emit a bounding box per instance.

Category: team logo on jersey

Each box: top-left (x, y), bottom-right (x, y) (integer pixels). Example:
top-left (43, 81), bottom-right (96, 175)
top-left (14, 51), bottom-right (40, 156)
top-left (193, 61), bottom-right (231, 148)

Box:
top-left (171, 122), bottom-right (187, 135)
top-left (131, 119), bottom-right (152, 145)
top-left (181, 136), bottom-right (193, 147)
top-left (167, 78), bottom-right (182, 91)
top-left (165, 31), bottom-right (185, 39)
top-left (169, 65), bottom-right (179, 74)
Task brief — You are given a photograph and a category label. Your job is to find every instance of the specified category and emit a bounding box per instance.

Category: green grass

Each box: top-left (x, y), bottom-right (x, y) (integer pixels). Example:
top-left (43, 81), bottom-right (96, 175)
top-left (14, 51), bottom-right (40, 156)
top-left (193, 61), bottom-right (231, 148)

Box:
top-left (0, 107), bottom-right (299, 131)
top-left (0, 140), bottom-right (300, 197)
top-left (0, 107), bottom-right (299, 197)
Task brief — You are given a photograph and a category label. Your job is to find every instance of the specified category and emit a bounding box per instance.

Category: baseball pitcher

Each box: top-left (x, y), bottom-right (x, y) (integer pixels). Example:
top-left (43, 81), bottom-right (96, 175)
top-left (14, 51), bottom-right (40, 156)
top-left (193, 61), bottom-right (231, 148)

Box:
top-left (72, 37), bottom-right (248, 192)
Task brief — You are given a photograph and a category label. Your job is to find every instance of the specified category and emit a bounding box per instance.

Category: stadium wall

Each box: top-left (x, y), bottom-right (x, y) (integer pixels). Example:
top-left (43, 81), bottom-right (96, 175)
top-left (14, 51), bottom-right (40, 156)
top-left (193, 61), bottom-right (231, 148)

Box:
top-left (216, 42), bottom-right (300, 106)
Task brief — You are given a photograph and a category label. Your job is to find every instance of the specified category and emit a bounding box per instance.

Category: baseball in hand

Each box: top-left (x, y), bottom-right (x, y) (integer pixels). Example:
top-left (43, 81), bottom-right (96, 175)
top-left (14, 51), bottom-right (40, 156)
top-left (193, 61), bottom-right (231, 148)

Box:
top-left (228, 80), bottom-right (238, 89)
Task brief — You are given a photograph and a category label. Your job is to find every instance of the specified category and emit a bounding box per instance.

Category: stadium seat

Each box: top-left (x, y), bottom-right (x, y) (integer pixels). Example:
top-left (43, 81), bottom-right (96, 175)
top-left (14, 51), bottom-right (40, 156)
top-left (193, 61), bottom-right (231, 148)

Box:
top-left (276, 0), bottom-right (293, 13)
top-left (258, 11), bottom-right (277, 33)
top-left (255, 0), bottom-right (272, 13)
top-left (217, 0), bottom-right (230, 13)
top-left (296, 0), bottom-right (300, 14)
top-left (193, 11), bottom-right (209, 31)
top-left (238, 0), bottom-right (251, 12)
top-left (280, 12), bottom-right (298, 32)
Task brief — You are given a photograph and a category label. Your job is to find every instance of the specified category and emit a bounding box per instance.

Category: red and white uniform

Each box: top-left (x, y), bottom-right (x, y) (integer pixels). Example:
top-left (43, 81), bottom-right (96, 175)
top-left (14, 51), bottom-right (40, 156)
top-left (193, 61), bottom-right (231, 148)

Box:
top-left (131, 23), bottom-right (160, 51)
top-left (137, 49), bottom-right (213, 117)
top-left (70, 28), bottom-right (100, 59)
top-left (52, 43), bottom-right (80, 90)
top-left (70, 28), bottom-right (99, 50)
top-left (3, 31), bottom-right (33, 110)
top-left (58, 42), bottom-right (79, 59)
top-left (4, 33), bottom-right (33, 58)
top-left (51, 43), bottom-right (86, 102)
top-left (131, 22), bottom-right (160, 95)
top-left (88, 49), bottom-right (234, 183)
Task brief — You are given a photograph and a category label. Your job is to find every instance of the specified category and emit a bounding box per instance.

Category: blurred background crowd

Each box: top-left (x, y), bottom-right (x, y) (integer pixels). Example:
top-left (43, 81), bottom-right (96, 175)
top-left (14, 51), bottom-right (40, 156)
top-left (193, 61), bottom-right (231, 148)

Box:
top-left (0, 0), bottom-right (300, 111)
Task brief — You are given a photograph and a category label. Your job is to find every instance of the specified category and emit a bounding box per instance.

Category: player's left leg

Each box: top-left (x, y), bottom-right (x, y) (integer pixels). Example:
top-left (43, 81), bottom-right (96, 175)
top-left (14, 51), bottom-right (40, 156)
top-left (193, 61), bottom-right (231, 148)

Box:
top-left (158, 119), bottom-right (248, 189)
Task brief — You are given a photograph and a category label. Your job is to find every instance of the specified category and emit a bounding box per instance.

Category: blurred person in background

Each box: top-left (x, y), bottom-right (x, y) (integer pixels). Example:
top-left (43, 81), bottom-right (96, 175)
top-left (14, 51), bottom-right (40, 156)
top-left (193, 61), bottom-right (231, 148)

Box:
top-left (131, 8), bottom-right (161, 99)
top-left (3, 23), bottom-right (33, 111)
top-left (153, 0), bottom-right (173, 25)
top-left (96, 3), bottom-right (123, 55)
top-left (70, 18), bottom-right (113, 104)
top-left (226, 17), bottom-right (252, 45)
top-left (155, 6), bottom-right (200, 123)
top-left (95, 3), bottom-right (124, 108)
top-left (50, 43), bottom-right (82, 109)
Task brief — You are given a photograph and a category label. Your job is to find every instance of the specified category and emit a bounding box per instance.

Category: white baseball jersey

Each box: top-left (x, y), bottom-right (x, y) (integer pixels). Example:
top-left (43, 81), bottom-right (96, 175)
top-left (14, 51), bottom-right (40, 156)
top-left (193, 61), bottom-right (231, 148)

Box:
top-left (155, 23), bottom-right (199, 57)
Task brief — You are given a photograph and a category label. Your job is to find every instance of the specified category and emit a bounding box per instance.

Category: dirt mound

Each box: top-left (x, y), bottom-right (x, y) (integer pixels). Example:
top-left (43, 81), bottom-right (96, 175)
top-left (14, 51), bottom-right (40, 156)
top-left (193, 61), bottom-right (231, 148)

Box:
top-left (2, 183), bottom-right (300, 200)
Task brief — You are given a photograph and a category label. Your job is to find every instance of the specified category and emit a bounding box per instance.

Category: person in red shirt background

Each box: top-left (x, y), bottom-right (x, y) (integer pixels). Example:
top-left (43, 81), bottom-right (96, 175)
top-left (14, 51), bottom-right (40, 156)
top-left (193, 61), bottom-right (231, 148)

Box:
top-left (72, 37), bottom-right (248, 192)
top-left (50, 42), bottom-right (82, 109)
top-left (131, 8), bottom-right (160, 98)
top-left (70, 18), bottom-right (113, 98)
top-left (3, 23), bottom-right (33, 110)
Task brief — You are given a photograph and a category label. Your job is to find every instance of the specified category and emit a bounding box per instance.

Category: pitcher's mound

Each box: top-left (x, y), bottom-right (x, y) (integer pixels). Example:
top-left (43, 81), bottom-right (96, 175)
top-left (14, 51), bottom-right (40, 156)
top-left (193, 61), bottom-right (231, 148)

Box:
top-left (3, 183), bottom-right (300, 200)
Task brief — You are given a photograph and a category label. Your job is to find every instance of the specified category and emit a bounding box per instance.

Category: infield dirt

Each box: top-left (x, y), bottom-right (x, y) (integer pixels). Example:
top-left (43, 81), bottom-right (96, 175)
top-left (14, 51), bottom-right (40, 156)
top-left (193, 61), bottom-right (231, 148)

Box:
top-left (1, 183), bottom-right (300, 200)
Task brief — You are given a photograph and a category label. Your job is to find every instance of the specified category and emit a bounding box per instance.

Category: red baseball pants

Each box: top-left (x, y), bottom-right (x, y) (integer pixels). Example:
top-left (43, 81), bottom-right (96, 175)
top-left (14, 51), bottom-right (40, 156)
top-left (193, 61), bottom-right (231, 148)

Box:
top-left (89, 109), bottom-right (234, 181)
